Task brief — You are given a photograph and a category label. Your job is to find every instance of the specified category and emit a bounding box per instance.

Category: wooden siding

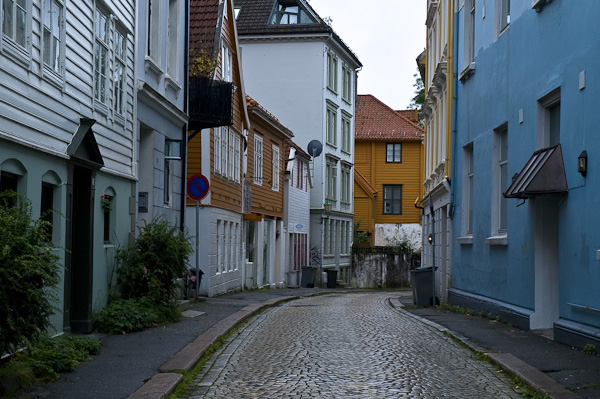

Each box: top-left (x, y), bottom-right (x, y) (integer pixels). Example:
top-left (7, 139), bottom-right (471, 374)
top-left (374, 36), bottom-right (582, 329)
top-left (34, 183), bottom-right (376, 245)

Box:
top-left (246, 116), bottom-right (285, 219)
top-left (354, 140), bottom-right (422, 225)
top-left (0, 0), bottom-right (136, 176)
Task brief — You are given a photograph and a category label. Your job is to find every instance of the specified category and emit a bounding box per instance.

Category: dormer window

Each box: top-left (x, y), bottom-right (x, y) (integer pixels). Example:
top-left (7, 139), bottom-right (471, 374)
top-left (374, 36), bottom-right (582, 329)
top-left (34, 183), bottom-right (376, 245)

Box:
top-left (270, 0), bottom-right (317, 25)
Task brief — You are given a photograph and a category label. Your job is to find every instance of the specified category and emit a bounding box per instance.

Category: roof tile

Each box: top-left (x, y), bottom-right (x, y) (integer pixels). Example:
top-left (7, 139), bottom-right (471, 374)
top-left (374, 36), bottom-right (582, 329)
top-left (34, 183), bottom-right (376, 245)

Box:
top-left (355, 95), bottom-right (423, 141)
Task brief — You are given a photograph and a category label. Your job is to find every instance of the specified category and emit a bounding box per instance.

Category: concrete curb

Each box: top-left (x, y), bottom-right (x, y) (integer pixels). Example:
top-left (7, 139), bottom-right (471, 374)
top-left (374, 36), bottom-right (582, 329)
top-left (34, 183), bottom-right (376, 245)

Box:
top-left (388, 297), bottom-right (582, 399)
top-left (128, 295), bottom-right (299, 399)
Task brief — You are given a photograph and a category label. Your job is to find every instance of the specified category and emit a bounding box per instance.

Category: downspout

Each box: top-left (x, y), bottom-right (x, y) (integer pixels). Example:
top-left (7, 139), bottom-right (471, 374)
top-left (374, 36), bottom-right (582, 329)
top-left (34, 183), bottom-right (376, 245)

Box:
top-left (180, 0), bottom-right (190, 232)
top-left (449, 6), bottom-right (459, 218)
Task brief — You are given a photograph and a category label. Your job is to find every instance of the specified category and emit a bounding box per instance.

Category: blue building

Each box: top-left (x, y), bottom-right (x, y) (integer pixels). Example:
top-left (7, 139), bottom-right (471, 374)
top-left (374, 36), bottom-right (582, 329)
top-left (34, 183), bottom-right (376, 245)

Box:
top-left (451, 0), bottom-right (600, 348)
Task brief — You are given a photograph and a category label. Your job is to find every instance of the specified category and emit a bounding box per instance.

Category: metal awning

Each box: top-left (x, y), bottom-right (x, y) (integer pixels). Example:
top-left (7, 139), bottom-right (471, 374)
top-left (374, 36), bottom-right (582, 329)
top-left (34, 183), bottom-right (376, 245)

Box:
top-left (504, 143), bottom-right (568, 199)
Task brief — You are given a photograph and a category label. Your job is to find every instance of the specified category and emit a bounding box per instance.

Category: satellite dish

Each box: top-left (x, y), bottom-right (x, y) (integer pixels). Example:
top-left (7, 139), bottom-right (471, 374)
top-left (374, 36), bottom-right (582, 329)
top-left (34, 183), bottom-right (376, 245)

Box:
top-left (307, 140), bottom-right (323, 158)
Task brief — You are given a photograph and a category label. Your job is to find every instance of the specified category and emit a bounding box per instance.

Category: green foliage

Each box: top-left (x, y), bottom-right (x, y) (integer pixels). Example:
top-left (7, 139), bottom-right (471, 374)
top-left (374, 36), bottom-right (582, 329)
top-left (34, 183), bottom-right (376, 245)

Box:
top-left (352, 222), bottom-right (370, 248)
top-left (116, 216), bottom-right (193, 304)
top-left (409, 72), bottom-right (425, 128)
top-left (94, 297), bottom-right (180, 334)
top-left (584, 343), bottom-right (597, 355)
top-left (0, 335), bottom-right (100, 393)
top-left (0, 191), bottom-right (61, 356)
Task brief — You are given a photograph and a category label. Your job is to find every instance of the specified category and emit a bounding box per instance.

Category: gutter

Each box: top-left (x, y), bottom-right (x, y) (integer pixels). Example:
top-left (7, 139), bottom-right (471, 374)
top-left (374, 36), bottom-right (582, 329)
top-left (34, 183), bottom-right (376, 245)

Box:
top-left (449, 8), bottom-right (459, 219)
top-left (180, 0), bottom-right (190, 231)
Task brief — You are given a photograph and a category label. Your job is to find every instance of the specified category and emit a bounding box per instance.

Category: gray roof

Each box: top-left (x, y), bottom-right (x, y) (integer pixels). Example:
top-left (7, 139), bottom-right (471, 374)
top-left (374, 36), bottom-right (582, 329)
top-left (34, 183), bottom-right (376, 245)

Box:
top-left (234, 0), bottom-right (361, 67)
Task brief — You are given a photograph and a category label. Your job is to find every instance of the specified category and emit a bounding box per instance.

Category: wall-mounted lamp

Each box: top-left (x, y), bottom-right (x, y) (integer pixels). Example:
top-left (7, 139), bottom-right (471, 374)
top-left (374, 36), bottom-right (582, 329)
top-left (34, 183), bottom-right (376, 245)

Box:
top-left (578, 150), bottom-right (588, 177)
top-left (428, 234), bottom-right (433, 245)
top-left (320, 201), bottom-right (332, 223)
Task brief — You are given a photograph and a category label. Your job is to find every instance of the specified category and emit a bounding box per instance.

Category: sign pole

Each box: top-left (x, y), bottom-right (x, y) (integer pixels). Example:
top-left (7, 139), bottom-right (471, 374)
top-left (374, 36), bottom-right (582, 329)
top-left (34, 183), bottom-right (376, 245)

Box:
top-left (195, 199), bottom-right (200, 297)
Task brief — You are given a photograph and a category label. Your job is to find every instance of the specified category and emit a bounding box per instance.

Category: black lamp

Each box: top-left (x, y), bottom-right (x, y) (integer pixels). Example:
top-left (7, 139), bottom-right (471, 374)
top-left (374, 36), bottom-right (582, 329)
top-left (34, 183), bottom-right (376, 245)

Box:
top-left (578, 150), bottom-right (588, 177)
top-left (428, 234), bottom-right (433, 245)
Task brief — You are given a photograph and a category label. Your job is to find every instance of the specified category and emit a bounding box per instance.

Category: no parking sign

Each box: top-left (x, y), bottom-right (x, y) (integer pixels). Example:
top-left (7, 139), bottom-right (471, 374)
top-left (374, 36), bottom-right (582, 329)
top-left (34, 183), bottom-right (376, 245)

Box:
top-left (187, 174), bottom-right (209, 201)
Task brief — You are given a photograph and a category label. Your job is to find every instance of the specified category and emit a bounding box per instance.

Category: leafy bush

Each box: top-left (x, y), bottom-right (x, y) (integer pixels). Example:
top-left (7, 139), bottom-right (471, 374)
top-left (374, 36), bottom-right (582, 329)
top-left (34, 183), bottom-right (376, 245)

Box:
top-left (116, 216), bottom-right (193, 304)
top-left (0, 191), bottom-right (61, 356)
top-left (0, 335), bottom-right (100, 393)
top-left (94, 297), bottom-right (180, 334)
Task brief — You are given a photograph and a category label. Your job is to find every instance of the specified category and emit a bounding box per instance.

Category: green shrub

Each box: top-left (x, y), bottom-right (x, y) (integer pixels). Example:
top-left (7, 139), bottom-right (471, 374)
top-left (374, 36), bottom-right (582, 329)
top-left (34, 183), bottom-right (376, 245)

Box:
top-left (94, 297), bottom-right (180, 334)
top-left (0, 191), bottom-right (61, 356)
top-left (116, 216), bottom-right (193, 304)
top-left (0, 334), bottom-right (101, 393)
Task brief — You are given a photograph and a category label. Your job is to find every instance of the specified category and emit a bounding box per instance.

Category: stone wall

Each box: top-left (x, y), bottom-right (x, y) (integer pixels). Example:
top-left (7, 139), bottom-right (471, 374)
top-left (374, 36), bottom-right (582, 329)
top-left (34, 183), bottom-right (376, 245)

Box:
top-left (351, 249), bottom-right (418, 288)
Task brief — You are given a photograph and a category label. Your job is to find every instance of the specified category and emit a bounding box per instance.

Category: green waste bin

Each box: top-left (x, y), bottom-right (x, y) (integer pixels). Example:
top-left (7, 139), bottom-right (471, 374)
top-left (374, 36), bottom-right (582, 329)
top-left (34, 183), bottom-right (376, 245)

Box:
top-left (410, 267), bottom-right (437, 306)
top-left (301, 266), bottom-right (316, 288)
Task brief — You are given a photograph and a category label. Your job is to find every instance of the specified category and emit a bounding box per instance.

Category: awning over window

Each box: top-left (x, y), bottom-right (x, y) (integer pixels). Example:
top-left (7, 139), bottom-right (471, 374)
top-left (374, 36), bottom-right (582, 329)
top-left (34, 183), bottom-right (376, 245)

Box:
top-left (504, 143), bottom-right (567, 199)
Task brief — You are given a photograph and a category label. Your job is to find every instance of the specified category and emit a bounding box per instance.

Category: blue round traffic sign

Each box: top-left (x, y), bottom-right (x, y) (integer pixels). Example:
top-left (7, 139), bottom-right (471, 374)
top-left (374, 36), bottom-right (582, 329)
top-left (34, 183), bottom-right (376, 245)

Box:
top-left (187, 174), bottom-right (209, 201)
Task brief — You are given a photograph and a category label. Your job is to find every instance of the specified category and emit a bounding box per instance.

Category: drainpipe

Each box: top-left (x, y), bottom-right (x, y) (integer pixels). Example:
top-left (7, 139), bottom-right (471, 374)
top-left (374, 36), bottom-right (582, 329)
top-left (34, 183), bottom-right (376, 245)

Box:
top-left (449, 7), bottom-right (459, 219)
top-left (180, 0), bottom-right (190, 232)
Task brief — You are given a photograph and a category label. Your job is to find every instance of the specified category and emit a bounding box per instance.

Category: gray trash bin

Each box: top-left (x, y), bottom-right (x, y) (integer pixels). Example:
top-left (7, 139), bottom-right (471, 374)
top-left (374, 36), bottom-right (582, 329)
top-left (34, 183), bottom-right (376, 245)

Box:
top-left (410, 267), bottom-right (437, 306)
top-left (301, 266), bottom-right (316, 288)
top-left (325, 269), bottom-right (338, 288)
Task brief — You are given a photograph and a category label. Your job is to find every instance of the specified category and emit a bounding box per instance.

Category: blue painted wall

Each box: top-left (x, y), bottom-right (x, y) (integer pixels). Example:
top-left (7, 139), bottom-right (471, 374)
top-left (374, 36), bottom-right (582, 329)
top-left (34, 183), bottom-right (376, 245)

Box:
top-left (452, 0), bottom-right (600, 330)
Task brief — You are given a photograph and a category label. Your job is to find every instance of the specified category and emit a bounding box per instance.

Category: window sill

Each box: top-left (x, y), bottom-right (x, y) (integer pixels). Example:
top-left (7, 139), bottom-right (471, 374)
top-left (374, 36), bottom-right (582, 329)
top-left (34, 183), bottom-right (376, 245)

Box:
top-left (459, 62), bottom-right (475, 83)
top-left (165, 74), bottom-right (181, 97)
top-left (485, 235), bottom-right (508, 246)
top-left (1, 38), bottom-right (30, 67)
top-left (457, 236), bottom-right (473, 245)
top-left (532, 0), bottom-right (551, 12)
top-left (42, 67), bottom-right (65, 90)
top-left (144, 56), bottom-right (163, 82)
top-left (94, 100), bottom-right (109, 117)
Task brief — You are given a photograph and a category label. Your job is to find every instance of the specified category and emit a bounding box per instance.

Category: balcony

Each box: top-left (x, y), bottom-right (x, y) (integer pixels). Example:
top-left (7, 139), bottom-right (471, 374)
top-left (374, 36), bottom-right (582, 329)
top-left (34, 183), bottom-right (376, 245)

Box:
top-left (189, 77), bottom-right (233, 130)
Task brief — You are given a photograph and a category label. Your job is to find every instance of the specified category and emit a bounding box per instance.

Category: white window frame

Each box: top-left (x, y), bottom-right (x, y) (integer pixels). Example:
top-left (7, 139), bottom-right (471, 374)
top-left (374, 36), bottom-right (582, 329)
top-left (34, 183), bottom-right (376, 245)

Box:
top-left (326, 157), bottom-right (337, 202)
top-left (342, 64), bottom-right (352, 103)
top-left (222, 44), bottom-right (232, 82)
top-left (254, 135), bottom-right (263, 185)
top-left (465, 0), bottom-right (475, 65)
top-left (234, 134), bottom-right (241, 183)
top-left (463, 144), bottom-right (474, 237)
top-left (272, 145), bottom-right (280, 191)
top-left (228, 130), bottom-right (235, 179)
top-left (496, 0), bottom-right (510, 35)
top-left (214, 127), bottom-right (222, 174)
top-left (341, 111), bottom-right (351, 153)
top-left (2, 0), bottom-right (29, 50)
top-left (94, 6), bottom-right (109, 106)
top-left (167, 0), bottom-right (179, 81)
top-left (326, 102), bottom-right (338, 147)
top-left (341, 163), bottom-right (351, 204)
top-left (42, 0), bottom-right (64, 75)
top-left (113, 28), bottom-right (126, 116)
top-left (490, 125), bottom-right (508, 239)
top-left (221, 127), bottom-right (228, 175)
top-left (327, 51), bottom-right (338, 93)
top-left (386, 143), bottom-right (402, 163)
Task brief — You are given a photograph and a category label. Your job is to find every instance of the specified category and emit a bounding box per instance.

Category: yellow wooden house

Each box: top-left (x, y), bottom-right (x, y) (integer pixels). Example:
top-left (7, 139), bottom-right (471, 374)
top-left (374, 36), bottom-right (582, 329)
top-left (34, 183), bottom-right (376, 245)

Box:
top-left (354, 94), bottom-right (423, 248)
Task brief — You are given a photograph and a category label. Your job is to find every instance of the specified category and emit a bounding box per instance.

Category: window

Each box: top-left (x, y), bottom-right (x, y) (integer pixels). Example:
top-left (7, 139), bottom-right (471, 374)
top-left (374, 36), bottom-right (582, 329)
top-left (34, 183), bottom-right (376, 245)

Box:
top-left (296, 159), bottom-right (304, 190)
top-left (272, 145), bottom-right (280, 191)
top-left (147, 0), bottom-right (160, 59)
top-left (167, 0), bottom-right (179, 79)
top-left (217, 220), bottom-right (222, 273)
top-left (0, 171), bottom-right (19, 193)
top-left (537, 89), bottom-right (561, 149)
top-left (327, 51), bottom-right (338, 92)
top-left (164, 139), bottom-right (181, 205)
top-left (342, 64), bottom-right (352, 103)
top-left (341, 112), bottom-right (351, 153)
top-left (497, 0), bottom-right (510, 33)
top-left (234, 135), bottom-right (241, 183)
top-left (326, 157), bottom-right (337, 202)
top-left (2, 0), bottom-right (28, 48)
top-left (291, 233), bottom-right (308, 271)
top-left (102, 194), bottom-right (113, 243)
top-left (114, 29), bottom-right (126, 115)
top-left (228, 130), bottom-right (234, 179)
top-left (222, 45), bottom-right (232, 82)
top-left (94, 7), bottom-right (109, 104)
top-left (43, 0), bottom-right (62, 74)
top-left (383, 185), bottom-right (402, 215)
top-left (214, 127), bottom-right (222, 174)
top-left (254, 135), bottom-right (263, 185)
top-left (341, 163), bottom-right (351, 204)
top-left (41, 182), bottom-right (55, 241)
top-left (386, 143), bottom-right (402, 163)
top-left (270, 0), bottom-right (317, 25)
top-left (326, 103), bottom-right (337, 146)
top-left (221, 128), bottom-right (228, 174)
top-left (464, 145), bottom-right (474, 235)
top-left (464, 0), bottom-right (475, 65)
top-left (164, 160), bottom-right (171, 205)
top-left (492, 126), bottom-right (508, 236)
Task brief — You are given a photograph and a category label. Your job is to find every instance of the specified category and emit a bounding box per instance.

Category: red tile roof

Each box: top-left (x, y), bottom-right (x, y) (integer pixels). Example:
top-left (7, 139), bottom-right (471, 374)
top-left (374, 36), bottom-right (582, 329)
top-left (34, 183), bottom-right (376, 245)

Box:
top-left (396, 109), bottom-right (418, 123)
top-left (189, 0), bottom-right (221, 72)
top-left (355, 95), bottom-right (423, 141)
top-left (354, 169), bottom-right (377, 198)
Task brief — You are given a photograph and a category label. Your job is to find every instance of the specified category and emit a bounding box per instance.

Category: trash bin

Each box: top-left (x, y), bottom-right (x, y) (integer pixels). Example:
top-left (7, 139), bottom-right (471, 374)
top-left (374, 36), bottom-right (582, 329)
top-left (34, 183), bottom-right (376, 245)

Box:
top-left (301, 266), bottom-right (316, 288)
top-left (410, 267), bottom-right (437, 306)
top-left (325, 269), bottom-right (338, 288)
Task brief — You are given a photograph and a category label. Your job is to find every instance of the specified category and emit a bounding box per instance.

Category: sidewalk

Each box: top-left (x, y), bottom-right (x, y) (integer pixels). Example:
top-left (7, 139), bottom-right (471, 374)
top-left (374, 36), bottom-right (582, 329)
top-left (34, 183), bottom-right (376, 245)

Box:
top-left (20, 288), bottom-right (600, 399)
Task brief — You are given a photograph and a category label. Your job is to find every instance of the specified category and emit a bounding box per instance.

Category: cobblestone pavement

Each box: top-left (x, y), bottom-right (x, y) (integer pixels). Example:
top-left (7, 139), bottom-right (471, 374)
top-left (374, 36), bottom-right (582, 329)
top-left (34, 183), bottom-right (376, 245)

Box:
top-left (186, 293), bottom-right (524, 398)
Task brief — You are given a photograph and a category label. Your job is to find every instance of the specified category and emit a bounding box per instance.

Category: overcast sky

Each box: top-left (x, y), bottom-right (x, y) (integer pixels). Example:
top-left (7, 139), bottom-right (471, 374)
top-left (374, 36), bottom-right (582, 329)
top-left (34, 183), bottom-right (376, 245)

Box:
top-left (309, 0), bottom-right (426, 111)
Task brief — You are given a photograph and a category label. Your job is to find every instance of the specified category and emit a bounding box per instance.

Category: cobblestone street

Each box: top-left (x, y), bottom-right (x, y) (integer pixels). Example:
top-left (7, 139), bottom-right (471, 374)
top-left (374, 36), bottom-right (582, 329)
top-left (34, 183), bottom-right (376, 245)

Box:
top-left (185, 293), bottom-right (523, 398)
